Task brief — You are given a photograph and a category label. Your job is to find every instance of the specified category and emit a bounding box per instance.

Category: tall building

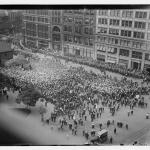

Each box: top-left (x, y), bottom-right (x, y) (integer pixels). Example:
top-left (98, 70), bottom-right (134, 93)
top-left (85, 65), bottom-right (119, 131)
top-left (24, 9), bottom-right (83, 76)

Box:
top-left (23, 9), bottom-right (150, 71)
top-left (0, 10), bottom-right (12, 35)
top-left (96, 9), bottom-right (150, 71)
top-left (23, 9), bottom-right (96, 59)
top-left (8, 10), bottom-right (23, 34)
top-left (62, 9), bottom-right (96, 59)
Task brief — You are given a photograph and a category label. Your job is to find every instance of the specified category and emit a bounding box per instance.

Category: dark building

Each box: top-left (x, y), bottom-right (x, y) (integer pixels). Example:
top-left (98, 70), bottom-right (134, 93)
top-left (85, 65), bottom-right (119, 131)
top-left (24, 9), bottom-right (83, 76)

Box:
top-left (23, 9), bottom-right (96, 59)
top-left (8, 10), bottom-right (23, 34)
top-left (0, 41), bottom-right (13, 65)
top-left (0, 10), bottom-right (12, 35)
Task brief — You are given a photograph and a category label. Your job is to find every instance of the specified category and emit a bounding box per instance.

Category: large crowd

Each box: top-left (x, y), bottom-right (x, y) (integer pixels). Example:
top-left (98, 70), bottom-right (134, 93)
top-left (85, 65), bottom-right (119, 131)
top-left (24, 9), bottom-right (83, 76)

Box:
top-left (1, 47), bottom-right (150, 145)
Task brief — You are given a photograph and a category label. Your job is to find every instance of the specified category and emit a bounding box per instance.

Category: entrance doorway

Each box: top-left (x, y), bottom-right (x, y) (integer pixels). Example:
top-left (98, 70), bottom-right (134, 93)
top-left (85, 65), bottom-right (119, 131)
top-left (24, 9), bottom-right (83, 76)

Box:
top-left (75, 49), bottom-right (80, 56)
top-left (131, 61), bottom-right (141, 70)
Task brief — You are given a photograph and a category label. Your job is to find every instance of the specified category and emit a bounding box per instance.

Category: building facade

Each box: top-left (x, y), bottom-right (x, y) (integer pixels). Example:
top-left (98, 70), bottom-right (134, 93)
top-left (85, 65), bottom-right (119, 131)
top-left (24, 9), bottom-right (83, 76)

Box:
top-left (23, 9), bottom-right (96, 59)
top-left (0, 41), bottom-right (13, 65)
top-left (8, 10), bottom-right (23, 34)
top-left (23, 9), bottom-right (150, 71)
top-left (62, 9), bottom-right (96, 59)
top-left (0, 10), bottom-right (12, 35)
top-left (96, 9), bottom-right (150, 71)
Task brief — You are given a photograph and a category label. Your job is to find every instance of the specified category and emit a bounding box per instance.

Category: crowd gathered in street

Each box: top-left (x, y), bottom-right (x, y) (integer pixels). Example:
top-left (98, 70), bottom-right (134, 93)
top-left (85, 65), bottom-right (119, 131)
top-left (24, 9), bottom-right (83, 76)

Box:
top-left (1, 46), bottom-right (150, 145)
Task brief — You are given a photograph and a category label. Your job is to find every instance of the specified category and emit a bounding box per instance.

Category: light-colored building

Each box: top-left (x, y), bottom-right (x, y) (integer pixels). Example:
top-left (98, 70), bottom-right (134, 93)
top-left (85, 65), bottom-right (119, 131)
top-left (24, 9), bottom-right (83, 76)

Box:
top-left (96, 9), bottom-right (150, 71)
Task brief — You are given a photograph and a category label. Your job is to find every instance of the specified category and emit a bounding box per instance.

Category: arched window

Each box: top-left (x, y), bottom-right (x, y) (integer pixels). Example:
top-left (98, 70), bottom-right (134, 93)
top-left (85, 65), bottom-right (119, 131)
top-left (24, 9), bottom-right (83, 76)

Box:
top-left (52, 26), bottom-right (60, 32)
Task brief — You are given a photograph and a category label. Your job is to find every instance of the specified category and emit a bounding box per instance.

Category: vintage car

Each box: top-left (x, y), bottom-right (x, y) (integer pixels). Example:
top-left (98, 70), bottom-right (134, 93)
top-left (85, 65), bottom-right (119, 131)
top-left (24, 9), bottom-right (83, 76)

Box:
top-left (90, 129), bottom-right (108, 144)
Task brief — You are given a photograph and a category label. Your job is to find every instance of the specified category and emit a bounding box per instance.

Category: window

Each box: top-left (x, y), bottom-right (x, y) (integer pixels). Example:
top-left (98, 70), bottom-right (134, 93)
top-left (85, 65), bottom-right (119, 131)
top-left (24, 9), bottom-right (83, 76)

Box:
top-left (145, 53), bottom-right (150, 61)
top-left (110, 19), bottom-right (120, 26)
top-left (122, 20), bottom-right (132, 27)
top-left (122, 10), bottom-right (133, 18)
top-left (132, 51), bottom-right (142, 59)
top-left (98, 18), bottom-right (108, 25)
top-left (108, 37), bottom-right (119, 45)
top-left (120, 39), bottom-right (132, 47)
top-left (84, 37), bottom-right (88, 45)
top-left (75, 18), bottom-right (83, 24)
top-left (107, 47), bottom-right (117, 54)
top-left (110, 10), bottom-right (120, 17)
top-left (98, 10), bottom-right (108, 16)
top-left (148, 23), bottom-right (150, 30)
top-left (63, 25), bottom-right (72, 33)
top-left (38, 25), bottom-right (48, 39)
top-left (73, 36), bottom-right (82, 44)
top-left (135, 11), bottom-right (147, 19)
top-left (147, 33), bottom-right (150, 40)
top-left (75, 26), bottom-right (82, 34)
top-left (119, 49), bottom-right (129, 57)
top-left (132, 41), bottom-right (146, 49)
top-left (52, 34), bottom-right (60, 41)
top-left (89, 38), bottom-right (93, 46)
top-left (98, 27), bottom-right (107, 34)
top-left (109, 28), bottom-right (119, 35)
top-left (121, 30), bottom-right (132, 37)
top-left (134, 21), bottom-right (146, 29)
top-left (133, 31), bottom-right (145, 39)
top-left (26, 22), bottom-right (36, 37)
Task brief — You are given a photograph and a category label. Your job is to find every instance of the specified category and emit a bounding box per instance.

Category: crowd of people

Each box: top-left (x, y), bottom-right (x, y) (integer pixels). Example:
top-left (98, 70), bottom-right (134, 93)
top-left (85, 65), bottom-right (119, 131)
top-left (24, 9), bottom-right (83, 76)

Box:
top-left (36, 48), bottom-right (147, 80)
top-left (1, 47), bottom-right (150, 145)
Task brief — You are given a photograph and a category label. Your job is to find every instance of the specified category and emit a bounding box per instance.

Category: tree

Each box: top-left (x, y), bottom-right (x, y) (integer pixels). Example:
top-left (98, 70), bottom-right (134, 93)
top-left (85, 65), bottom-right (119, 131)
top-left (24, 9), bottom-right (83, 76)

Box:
top-left (16, 87), bottom-right (42, 109)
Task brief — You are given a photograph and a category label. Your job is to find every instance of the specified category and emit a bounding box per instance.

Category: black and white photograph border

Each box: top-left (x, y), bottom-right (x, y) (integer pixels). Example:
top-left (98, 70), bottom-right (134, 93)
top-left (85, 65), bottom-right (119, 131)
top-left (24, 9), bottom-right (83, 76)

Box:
top-left (0, 4), bottom-right (150, 150)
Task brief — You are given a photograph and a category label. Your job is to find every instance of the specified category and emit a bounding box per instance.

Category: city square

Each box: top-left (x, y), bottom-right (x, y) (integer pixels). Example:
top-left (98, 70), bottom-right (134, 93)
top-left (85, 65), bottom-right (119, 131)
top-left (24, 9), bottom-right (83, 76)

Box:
top-left (1, 8), bottom-right (150, 146)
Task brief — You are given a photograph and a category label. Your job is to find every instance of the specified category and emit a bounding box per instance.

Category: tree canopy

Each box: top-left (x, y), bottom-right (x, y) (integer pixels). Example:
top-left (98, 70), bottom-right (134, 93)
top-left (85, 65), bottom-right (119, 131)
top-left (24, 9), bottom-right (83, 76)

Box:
top-left (16, 87), bottom-right (42, 107)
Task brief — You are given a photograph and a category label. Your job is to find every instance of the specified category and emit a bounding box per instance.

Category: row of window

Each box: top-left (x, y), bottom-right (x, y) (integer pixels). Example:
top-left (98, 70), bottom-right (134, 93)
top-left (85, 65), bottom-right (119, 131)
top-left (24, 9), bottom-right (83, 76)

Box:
top-left (38, 17), bottom-right (48, 23)
top-left (97, 46), bottom-right (144, 59)
top-left (98, 18), bottom-right (147, 30)
top-left (52, 17), bottom-right (61, 24)
top-left (63, 25), bottom-right (94, 35)
top-left (25, 10), bottom-right (48, 16)
top-left (63, 16), bottom-right (94, 25)
top-left (63, 10), bottom-right (94, 15)
top-left (97, 35), bottom-right (147, 49)
top-left (98, 10), bottom-right (148, 19)
top-left (97, 27), bottom-right (145, 39)
top-left (64, 34), bottom-right (94, 46)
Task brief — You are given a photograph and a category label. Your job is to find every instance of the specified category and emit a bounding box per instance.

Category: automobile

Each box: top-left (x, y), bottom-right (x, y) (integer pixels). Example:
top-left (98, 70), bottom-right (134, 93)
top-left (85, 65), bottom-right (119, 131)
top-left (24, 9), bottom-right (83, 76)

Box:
top-left (90, 129), bottom-right (108, 144)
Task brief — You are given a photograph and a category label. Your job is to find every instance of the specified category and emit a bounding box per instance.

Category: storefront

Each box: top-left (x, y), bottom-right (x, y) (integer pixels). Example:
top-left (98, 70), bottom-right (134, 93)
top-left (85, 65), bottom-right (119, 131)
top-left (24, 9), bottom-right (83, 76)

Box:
top-left (38, 40), bottom-right (49, 49)
top-left (144, 63), bottom-right (150, 71)
top-left (97, 54), bottom-right (105, 62)
top-left (131, 60), bottom-right (142, 70)
top-left (118, 59), bottom-right (128, 68)
top-left (64, 44), bottom-right (94, 59)
top-left (106, 56), bottom-right (117, 63)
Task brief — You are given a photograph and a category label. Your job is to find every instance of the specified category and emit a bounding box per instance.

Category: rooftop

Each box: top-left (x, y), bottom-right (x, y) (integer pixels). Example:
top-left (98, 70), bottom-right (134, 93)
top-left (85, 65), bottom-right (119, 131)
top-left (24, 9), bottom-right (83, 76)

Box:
top-left (0, 41), bottom-right (12, 53)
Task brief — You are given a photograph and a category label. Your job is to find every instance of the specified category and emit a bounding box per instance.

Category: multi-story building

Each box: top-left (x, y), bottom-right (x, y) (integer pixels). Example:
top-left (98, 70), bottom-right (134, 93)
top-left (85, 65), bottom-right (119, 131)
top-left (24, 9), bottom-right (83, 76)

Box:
top-left (23, 9), bottom-right (150, 71)
top-left (8, 10), bottom-right (23, 34)
top-left (23, 10), bottom-right (50, 49)
top-left (62, 9), bottom-right (96, 59)
top-left (23, 9), bottom-right (96, 59)
top-left (0, 10), bottom-right (12, 35)
top-left (96, 9), bottom-right (150, 71)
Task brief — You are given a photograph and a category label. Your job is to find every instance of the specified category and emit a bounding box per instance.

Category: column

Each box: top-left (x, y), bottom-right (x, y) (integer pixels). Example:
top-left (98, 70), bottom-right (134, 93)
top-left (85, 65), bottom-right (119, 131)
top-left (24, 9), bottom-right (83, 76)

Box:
top-left (128, 50), bottom-right (132, 69)
top-left (116, 47), bottom-right (120, 64)
top-left (141, 52), bottom-right (145, 71)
